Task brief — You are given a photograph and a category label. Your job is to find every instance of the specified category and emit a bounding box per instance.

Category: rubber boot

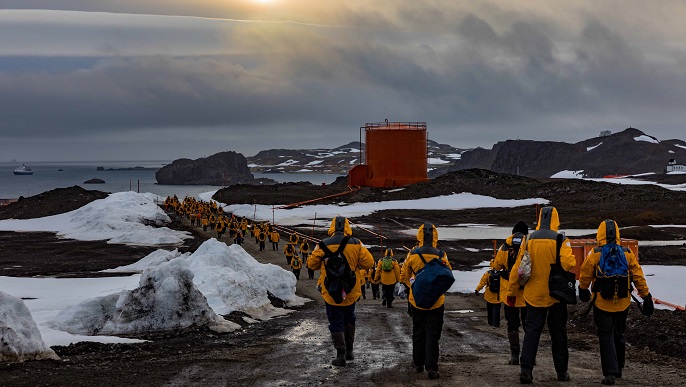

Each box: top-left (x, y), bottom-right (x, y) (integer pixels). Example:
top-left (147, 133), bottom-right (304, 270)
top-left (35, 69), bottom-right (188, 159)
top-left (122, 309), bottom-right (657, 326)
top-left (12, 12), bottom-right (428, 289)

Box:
top-left (331, 332), bottom-right (347, 366)
top-left (344, 324), bottom-right (355, 361)
top-left (508, 331), bottom-right (520, 365)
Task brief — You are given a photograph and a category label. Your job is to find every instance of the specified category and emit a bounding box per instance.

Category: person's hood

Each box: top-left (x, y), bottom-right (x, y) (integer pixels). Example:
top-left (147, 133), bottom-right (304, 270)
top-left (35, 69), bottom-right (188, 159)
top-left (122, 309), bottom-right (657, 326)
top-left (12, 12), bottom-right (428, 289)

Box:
top-left (596, 219), bottom-right (620, 246)
top-left (417, 222), bottom-right (438, 247)
top-left (384, 248), bottom-right (394, 257)
top-left (489, 259), bottom-right (497, 269)
top-left (512, 220), bottom-right (529, 235)
top-left (328, 217), bottom-right (352, 236)
top-left (535, 206), bottom-right (560, 232)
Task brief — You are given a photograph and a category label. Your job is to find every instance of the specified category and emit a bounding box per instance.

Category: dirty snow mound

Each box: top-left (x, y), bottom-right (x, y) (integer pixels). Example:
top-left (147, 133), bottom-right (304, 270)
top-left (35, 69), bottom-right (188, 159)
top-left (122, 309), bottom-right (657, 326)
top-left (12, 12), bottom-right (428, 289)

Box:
top-left (186, 239), bottom-right (307, 319)
top-left (102, 249), bottom-right (190, 273)
top-left (53, 259), bottom-right (237, 335)
top-left (0, 291), bottom-right (59, 363)
top-left (0, 191), bottom-right (190, 246)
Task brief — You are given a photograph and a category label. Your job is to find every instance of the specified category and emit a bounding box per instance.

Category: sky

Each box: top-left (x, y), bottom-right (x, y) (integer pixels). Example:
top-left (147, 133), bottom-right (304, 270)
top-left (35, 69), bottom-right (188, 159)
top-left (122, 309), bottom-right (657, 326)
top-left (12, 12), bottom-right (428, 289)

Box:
top-left (2, 1), bottom-right (686, 161)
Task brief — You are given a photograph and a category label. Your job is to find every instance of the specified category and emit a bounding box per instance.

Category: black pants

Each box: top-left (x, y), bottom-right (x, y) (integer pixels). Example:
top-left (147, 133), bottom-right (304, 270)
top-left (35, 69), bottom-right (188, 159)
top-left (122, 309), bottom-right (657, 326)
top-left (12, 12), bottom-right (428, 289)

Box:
top-left (594, 306), bottom-right (628, 377)
top-left (286, 255), bottom-right (293, 265)
top-left (308, 268), bottom-right (315, 279)
top-left (371, 283), bottom-right (380, 299)
top-left (360, 283), bottom-right (366, 299)
top-left (486, 302), bottom-right (501, 327)
top-left (292, 269), bottom-right (300, 280)
top-left (272, 242), bottom-right (278, 250)
top-left (259, 241), bottom-right (265, 251)
top-left (382, 284), bottom-right (395, 306)
top-left (504, 305), bottom-right (528, 333)
top-left (521, 302), bottom-right (568, 373)
top-left (411, 304), bottom-right (445, 371)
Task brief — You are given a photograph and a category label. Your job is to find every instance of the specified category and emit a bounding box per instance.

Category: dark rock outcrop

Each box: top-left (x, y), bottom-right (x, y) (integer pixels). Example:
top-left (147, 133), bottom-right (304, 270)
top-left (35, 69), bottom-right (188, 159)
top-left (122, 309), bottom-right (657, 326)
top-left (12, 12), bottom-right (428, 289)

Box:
top-left (446, 128), bottom-right (686, 178)
top-left (0, 186), bottom-right (108, 220)
top-left (156, 152), bottom-right (258, 186)
top-left (83, 178), bottom-right (106, 184)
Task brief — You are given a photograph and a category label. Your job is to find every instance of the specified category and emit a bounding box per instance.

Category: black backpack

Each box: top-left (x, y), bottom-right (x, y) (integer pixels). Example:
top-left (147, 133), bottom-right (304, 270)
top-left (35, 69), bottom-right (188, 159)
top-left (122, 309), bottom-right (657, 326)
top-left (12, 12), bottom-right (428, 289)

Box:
top-left (548, 234), bottom-right (577, 304)
top-left (320, 237), bottom-right (355, 304)
top-left (488, 269), bottom-right (501, 295)
top-left (500, 232), bottom-right (525, 281)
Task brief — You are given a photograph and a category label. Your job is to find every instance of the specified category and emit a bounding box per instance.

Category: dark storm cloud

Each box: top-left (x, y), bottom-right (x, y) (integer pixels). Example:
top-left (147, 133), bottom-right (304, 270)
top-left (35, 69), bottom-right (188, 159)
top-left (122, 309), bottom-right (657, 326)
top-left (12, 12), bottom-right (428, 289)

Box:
top-left (2, 2), bottom-right (686, 160)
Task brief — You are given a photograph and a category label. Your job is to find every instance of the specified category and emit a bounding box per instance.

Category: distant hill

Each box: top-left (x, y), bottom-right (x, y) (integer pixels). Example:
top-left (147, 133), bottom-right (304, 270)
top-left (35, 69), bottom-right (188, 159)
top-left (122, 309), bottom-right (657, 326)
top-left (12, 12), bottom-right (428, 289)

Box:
top-left (444, 127), bottom-right (686, 178)
top-left (247, 140), bottom-right (466, 174)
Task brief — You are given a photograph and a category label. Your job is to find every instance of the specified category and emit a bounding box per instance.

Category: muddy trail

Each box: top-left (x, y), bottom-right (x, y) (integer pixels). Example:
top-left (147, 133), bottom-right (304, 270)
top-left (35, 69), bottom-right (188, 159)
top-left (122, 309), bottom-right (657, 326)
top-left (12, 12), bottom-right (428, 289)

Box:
top-left (3, 211), bottom-right (686, 386)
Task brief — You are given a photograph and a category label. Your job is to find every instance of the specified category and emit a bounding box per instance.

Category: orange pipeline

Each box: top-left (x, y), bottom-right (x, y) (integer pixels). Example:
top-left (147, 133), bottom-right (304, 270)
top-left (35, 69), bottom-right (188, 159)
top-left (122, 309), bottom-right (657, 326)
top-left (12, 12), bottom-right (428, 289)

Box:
top-left (276, 186), bottom-right (361, 209)
top-left (654, 297), bottom-right (685, 311)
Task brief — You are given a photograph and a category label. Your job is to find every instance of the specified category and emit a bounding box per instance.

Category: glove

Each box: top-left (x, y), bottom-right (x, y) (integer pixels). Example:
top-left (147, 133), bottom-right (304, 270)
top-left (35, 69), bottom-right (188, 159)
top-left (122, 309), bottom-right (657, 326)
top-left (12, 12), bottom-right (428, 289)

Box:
top-left (579, 288), bottom-right (591, 302)
top-left (642, 293), bottom-right (654, 317)
top-left (474, 290), bottom-right (480, 296)
top-left (506, 296), bottom-right (516, 307)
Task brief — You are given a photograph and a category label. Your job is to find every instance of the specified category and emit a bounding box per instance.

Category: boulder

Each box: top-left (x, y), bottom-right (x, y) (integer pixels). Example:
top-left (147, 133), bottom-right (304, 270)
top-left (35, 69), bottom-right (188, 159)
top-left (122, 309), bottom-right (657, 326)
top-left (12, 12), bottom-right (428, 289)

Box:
top-left (156, 151), bottom-right (255, 185)
top-left (0, 291), bottom-right (59, 363)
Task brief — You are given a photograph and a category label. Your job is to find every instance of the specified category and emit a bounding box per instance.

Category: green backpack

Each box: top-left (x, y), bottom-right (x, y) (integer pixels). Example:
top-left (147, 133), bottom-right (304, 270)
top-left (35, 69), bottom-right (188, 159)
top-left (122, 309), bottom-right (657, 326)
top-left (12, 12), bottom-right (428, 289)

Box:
top-left (381, 257), bottom-right (394, 272)
top-left (292, 256), bottom-right (299, 266)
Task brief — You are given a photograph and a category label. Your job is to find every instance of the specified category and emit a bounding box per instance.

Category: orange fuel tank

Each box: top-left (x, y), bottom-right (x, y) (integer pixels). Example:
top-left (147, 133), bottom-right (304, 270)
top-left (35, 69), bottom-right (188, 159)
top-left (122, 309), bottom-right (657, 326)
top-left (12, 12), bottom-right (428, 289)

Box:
top-left (349, 122), bottom-right (429, 188)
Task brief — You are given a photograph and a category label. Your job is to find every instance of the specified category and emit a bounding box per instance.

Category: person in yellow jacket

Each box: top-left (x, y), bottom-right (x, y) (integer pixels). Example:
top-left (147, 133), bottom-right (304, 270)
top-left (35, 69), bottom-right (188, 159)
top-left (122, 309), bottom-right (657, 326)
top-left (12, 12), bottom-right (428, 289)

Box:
top-left (270, 230), bottom-right (280, 251)
top-left (300, 240), bottom-right (314, 279)
top-left (200, 215), bottom-right (209, 231)
top-left (368, 258), bottom-right (381, 300)
top-left (290, 253), bottom-right (302, 280)
top-left (505, 207), bottom-right (576, 384)
top-left (475, 260), bottom-right (502, 328)
top-left (307, 217), bottom-right (374, 367)
top-left (284, 242), bottom-right (296, 266)
top-left (358, 268), bottom-right (367, 300)
top-left (375, 248), bottom-right (401, 308)
top-left (400, 223), bottom-right (451, 379)
top-left (493, 221), bottom-right (529, 365)
top-left (578, 219), bottom-right (652, 385)
top-left (257, 229), bottom-right (266, 251)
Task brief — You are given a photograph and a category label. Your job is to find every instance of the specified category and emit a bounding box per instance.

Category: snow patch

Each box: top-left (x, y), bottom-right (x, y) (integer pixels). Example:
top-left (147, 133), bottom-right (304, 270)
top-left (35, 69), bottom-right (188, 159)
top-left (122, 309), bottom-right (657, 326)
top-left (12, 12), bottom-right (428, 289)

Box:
top-left (305, 160), bottom-right (323, 166)
top-left (634, 135), bottom-right (660, 144)
top-left (667, 171), bottom-right (686, 175)
top-left (550, 170), bottom-right (585, 179)
top-left (295, 169), bottom-right (313, 172)
top-left (669, 150), bottom-right (675, 154)
top-left (349, 159), bottom-right (358, 165)
top-left (103, 249), bottom-right (190, 273)
top-left (586, 142), bottom-right (602, 151)
top-left (675, 144), bottom-right (686, 150)
top-left (428, 157), bottom-right (451, 165)
top-left (53, 259), bottom-right (238, 336)
top-left (276, 159), bottom-right (299, 166)
top-left (0, 192), bottom-right (191, 246)
top-left (445, 153), bottom-right (462, 159)
top-left (0, 292), bottom-right (59, 363)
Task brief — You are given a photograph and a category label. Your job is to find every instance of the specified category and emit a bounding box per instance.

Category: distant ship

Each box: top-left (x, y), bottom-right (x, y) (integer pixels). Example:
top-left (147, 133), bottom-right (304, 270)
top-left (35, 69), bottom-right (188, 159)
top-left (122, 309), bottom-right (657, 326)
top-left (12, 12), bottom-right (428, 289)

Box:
top-left (13, 164), bottom-right (33, 175)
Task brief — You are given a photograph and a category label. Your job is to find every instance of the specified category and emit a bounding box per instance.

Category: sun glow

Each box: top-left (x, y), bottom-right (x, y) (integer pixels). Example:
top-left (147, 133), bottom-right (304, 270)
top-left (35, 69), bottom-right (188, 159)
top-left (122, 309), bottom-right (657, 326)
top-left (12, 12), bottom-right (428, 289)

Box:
top-left (253, 0), bottom-right (276, 4)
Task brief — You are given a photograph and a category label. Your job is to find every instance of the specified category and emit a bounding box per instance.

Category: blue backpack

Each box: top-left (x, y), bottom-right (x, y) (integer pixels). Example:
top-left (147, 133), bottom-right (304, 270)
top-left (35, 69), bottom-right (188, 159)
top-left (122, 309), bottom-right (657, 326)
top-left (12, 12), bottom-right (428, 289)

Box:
top-left (411, 250), bottom-right (455, 309)
top-left (594, 243), bottom-right (630, 300)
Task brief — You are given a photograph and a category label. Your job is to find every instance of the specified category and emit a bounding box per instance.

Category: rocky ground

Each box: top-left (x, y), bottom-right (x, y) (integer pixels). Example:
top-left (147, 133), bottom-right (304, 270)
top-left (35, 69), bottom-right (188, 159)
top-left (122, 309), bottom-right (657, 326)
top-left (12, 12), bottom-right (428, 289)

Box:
top-left (1, 173), bottom-right (686, 386)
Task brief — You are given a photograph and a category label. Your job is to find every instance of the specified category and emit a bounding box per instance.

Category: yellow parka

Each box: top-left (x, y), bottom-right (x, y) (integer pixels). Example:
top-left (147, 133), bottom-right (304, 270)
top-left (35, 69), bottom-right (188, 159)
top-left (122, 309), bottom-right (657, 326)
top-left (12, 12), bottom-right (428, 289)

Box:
top-left (401, 223), bottom-right (452, 311)
top-left (358, 269), bottom-right (368, 287)
top-left (476, 261), bottom-right (501, 304)
top-left (307, 217), bottom-right (374, 306)
top-left (493, 233), bottom-right (527, 307)
top-left (257, 231), bottom-right (267, 242)
top-left (368, 261), bottom-right (381, 285)
top-left (374, 254), bottom-right (401, 285)
top-left (506, 207), bottom-right (576, 308)
top-left (270, 231), bottom-right (280, 243)
top-left (290, 255), bottom-right (302, 270)
top-left (300, 241), bottom-right (310, 254)
top-left (284, 243), bottom-right (296, 257)
top-left (579, 220), bottom-right (649, 312)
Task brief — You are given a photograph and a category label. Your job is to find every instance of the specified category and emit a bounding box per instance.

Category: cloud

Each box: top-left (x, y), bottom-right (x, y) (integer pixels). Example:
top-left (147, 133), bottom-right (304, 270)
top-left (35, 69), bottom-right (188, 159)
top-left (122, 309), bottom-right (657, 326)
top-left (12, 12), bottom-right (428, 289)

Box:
top-left (1, 2), bottom-right (686, 161)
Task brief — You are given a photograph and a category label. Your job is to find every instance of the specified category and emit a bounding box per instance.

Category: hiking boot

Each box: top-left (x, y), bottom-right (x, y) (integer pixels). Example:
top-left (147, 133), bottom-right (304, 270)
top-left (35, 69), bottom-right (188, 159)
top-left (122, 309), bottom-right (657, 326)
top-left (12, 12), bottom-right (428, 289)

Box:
top-left (519, 369), bottom-right (533, 384)
top-left (331, 332), bottom-right (346, 367)
top-left (617, 370), bottom-right (622, 379)
top-left (507, 331), bottom-right (520, 365)
top-left (601, 375), bottom-right (615, 385)
top-left (382, 298), bottom-right (386, 306)
top-left (344, 324), bottom-right (355, 361)
top-left (556, 371), bottom-right (570, 381)
top-left (413, 364), bottom-right (424, 373)
top-left (427, 370), bottom-right (440, 379)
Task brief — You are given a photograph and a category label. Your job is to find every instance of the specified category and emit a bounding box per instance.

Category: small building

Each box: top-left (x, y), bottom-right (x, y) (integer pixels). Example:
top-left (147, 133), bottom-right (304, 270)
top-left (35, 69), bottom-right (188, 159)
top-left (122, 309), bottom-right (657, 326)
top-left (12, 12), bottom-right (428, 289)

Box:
top-left (666, 159), bottom-right (685, 173)
top-left (599, 130), bottom-right (612, 137)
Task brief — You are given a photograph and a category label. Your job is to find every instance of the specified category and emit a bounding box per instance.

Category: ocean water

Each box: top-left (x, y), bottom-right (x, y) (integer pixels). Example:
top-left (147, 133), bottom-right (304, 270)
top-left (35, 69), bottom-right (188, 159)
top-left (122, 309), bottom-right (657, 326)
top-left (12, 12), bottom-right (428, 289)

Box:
top-left (0, 161), bottom-right (344, 200)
